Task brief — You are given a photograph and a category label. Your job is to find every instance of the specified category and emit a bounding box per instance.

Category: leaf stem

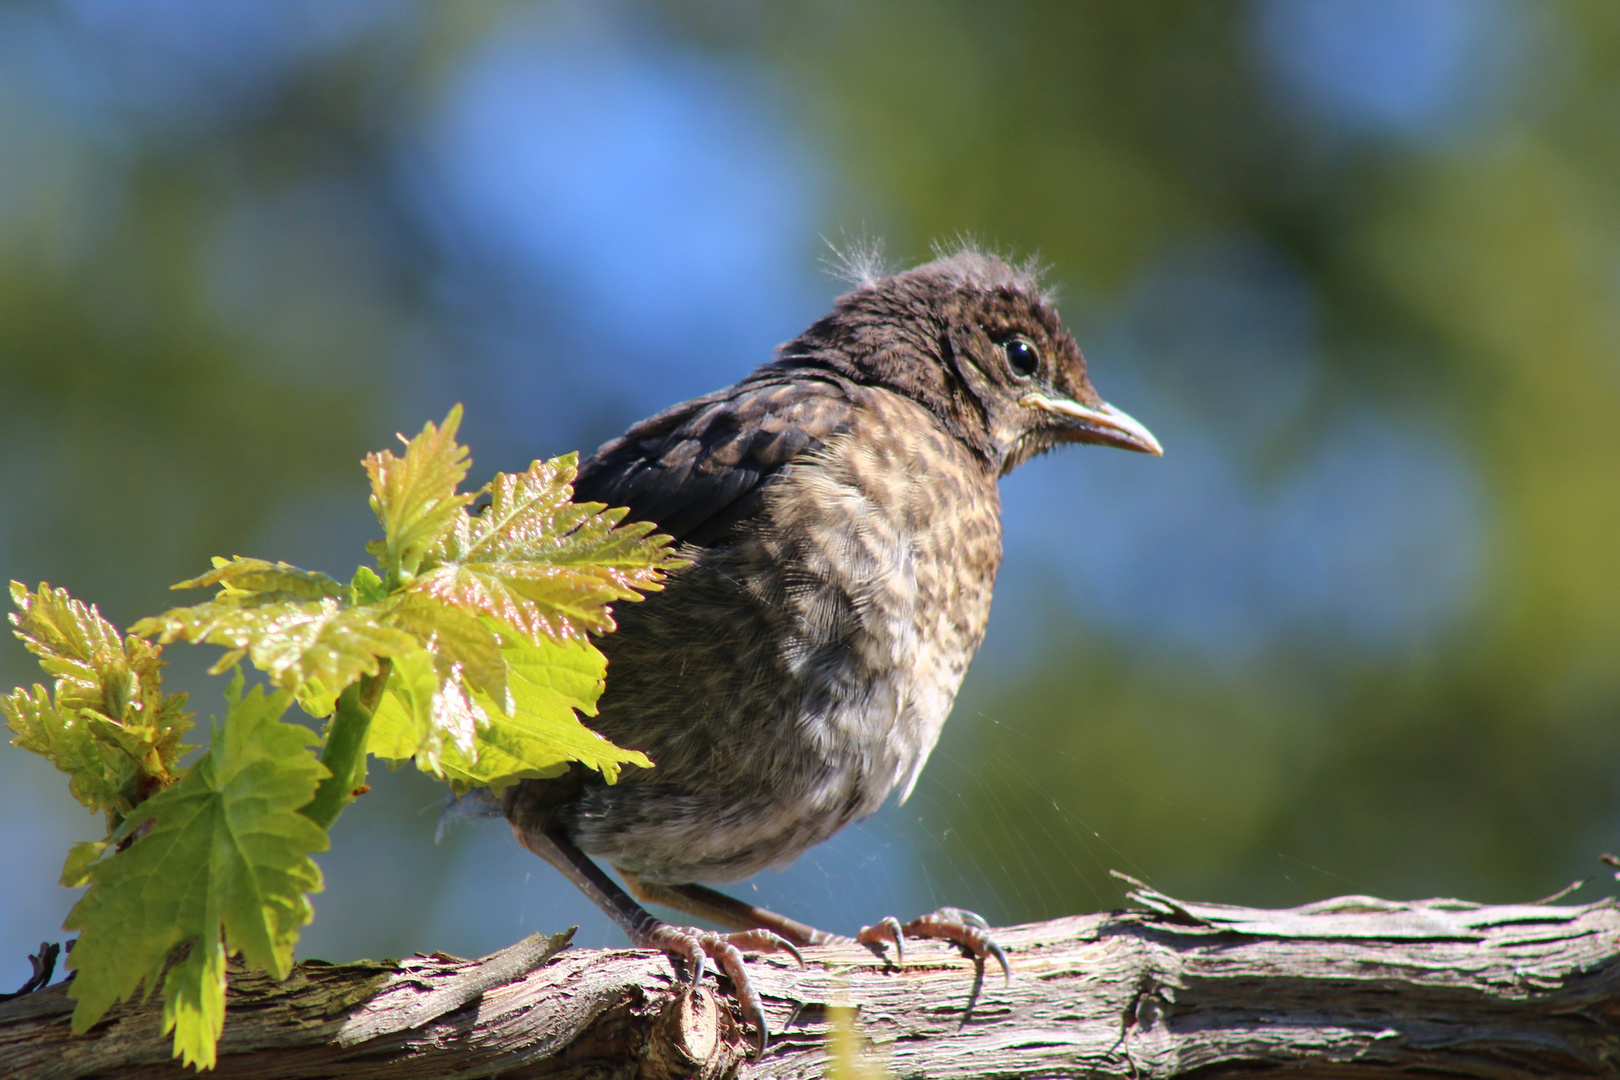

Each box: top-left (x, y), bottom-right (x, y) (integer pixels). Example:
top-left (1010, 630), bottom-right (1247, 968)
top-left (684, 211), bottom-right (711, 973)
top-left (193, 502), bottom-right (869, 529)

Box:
top-left (302, 660), bottom-right (392, 830)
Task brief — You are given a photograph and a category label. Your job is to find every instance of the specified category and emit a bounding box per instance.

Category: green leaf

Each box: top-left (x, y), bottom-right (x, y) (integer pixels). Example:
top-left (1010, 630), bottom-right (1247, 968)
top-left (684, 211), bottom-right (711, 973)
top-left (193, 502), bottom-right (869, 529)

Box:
top-left (174, 557), bottom-right (345, 600)
top-left (2, 683), bottom-right (131, 814)
top-left (7, 582), bottom-right (193, 818)
top-left (411, 455), bottom-right (686, 644)
top-left (349, 565), bottom-right (388, 606)
top-left (9, 580), bottom-right (126, 714)
top-left (365, 642), bottom-right (489, 772)
top-left (64, 682), bottom-right (329, 1069)
top-left (385, 595), bottom-right (506, 705)
top-left (373, 632), bottom-right (650, 793)
top-left (162, 936), bottom-right (227, 1071)
top-left (61, 839), bottom-right (110, 887)
top-left (134, 558), bottom-right (424, 716)
top-left (464, 636), bottom-right (650, 790)
top-left (294, 676), bottom-right (338, 719)
top-left (367, 695), bottom-right (418, 761)
top-left (9, 582), bottom-right (191, 758)
top-left (136, 595), bottom-right (417, 698)
top-left (367, 652), bottom-right (430, 762)
top-left (364, 405), bottom-right (475, 577)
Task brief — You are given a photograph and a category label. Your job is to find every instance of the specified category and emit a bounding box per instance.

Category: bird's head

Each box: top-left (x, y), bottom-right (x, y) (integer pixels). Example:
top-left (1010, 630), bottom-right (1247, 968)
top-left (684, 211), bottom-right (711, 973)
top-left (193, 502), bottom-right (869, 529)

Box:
top-left (782, 245), bottom-right (1161, 474)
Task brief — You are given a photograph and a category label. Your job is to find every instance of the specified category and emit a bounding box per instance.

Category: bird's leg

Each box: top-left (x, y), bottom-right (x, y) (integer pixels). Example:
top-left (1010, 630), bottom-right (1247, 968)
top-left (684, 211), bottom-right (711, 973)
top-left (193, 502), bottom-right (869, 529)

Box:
top-left (510, 825), bottom-right (803, 1057)
top-left (620, 875), bottom-right (836, 947)
top-left (621, 876), bottom-right (1009, 1017)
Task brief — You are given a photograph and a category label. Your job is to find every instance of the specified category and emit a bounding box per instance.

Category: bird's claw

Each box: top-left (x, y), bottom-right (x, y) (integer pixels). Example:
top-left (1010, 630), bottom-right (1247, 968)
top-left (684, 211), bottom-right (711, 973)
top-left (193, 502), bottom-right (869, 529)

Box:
top-left (858, 907), bottom-right (1009, 1017)
top-left (633, 922), bottom-right (802, 1058)
top-left (928, 907), bottom-right (1008, 978)
top-left (855, 915), bottom-right (905, 966)
top-left (954, 907), bottom-right (991, 931)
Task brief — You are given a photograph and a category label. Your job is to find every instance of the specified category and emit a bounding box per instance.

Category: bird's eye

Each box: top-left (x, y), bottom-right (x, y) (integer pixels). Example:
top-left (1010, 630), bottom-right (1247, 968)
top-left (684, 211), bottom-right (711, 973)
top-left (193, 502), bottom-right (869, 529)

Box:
top-left (1003, 338), bottom-right (1040, 378)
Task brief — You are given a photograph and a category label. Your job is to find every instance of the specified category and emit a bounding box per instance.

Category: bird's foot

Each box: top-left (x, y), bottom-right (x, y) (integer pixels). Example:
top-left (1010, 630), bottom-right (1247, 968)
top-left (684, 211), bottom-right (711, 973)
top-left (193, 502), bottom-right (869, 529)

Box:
top-left (633, 921), bottom-right (805, 1057)
top-left (856, 907), bottom-right (1010, 1014)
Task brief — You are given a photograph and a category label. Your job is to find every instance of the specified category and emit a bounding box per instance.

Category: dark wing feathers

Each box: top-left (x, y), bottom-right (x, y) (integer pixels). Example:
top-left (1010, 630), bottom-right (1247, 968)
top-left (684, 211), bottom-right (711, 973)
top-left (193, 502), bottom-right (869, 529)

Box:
top-left (574, 375), bottom-right (858, 548)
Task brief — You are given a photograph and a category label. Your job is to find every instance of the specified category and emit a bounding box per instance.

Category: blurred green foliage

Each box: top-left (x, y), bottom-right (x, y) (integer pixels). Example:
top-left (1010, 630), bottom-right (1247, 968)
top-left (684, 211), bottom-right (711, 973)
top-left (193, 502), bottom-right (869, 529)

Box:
top-left (3, 0), bottom-right (1620, 968)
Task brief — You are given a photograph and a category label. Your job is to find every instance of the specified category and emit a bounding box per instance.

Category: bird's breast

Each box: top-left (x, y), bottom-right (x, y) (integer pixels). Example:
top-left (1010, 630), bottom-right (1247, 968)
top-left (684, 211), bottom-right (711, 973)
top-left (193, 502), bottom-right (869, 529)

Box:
top-left (749, 390), bottom-right (1004, 806)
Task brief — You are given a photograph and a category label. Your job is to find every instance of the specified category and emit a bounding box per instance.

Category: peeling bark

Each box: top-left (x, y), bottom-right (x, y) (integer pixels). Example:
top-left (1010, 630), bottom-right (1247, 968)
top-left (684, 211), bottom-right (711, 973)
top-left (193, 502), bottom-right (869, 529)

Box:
top-left (3, 883), bottom-right (1618, 1079)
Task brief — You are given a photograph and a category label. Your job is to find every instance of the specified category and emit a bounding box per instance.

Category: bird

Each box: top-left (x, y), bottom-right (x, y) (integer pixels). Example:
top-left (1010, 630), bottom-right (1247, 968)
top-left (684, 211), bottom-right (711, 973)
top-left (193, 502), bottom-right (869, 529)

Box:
top-left (502, 244), bottom-right (1161, 1053)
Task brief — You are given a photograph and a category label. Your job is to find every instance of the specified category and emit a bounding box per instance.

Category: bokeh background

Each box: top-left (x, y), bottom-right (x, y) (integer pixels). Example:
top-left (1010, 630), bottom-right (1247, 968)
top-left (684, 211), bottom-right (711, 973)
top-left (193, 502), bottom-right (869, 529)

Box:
top-left (4, 0), bottom-right (1620, 983)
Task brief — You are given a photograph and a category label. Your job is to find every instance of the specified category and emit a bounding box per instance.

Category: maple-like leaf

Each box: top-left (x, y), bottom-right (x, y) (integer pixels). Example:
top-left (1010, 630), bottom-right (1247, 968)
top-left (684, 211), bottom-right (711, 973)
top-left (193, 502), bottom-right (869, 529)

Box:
top-left (138, 561), bottom-right (509, 742)
top-left (174, 557), bottom-right (346, 601)
top-left (136, 595), bottom-right (418, 699)
top-left (385, 594), bottom-right (506, 706)
top-left (9, 580), bottom-right (127, 713)
top-left (2, 684), bottom-right (130, 814)
top-left (365, 405), bottom-right (475, 577)
top-left (370, 632), bottom-right (648, 791)
top-left (6, 582), bottom-right (193, 818)
top-left (411, 455), bottom-right (686, 644)
top-left (495, 634), bottom-right (648, 786)
top-left (367, 641), bottom-right (489, 771)
top-left (462, 634), bottom-right (651, 789)
top-left (61, 840), bottom-right (109, 887)
top-left (63, 680), bottom-right (328, 1069)
top-left (367, 654), bottom-right (430, 763)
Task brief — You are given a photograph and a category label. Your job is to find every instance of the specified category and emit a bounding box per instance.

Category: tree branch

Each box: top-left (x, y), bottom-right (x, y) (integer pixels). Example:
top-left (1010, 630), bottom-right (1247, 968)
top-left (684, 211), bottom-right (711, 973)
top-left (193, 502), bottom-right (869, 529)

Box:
top-left (3, 883), bottom-right (1618, 1079)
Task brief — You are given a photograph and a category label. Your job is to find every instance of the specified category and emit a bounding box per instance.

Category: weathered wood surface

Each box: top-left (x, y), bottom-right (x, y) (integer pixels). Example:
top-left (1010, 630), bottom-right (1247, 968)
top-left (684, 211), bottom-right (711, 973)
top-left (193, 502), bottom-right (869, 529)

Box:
top-left (3, 881), bottom-right (1618, 1079)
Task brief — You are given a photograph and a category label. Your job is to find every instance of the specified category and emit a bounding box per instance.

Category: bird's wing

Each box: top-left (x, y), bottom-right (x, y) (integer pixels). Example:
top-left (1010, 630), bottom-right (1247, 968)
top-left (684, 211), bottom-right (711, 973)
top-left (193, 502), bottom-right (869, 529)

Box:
top-left (574, 375), bottom-right (858, 548)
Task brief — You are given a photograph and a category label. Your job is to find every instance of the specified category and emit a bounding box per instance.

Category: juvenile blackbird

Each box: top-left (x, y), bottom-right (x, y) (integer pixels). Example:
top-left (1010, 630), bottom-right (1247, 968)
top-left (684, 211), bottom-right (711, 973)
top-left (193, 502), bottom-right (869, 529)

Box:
top-left (503, 247), bottom-right (1161, 1051)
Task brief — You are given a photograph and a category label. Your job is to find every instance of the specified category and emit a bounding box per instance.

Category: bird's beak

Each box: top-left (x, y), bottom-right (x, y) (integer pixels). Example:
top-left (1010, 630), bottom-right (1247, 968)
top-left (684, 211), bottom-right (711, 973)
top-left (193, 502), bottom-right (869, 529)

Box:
top-left (1019, 392), bottom-right (1163, 456)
